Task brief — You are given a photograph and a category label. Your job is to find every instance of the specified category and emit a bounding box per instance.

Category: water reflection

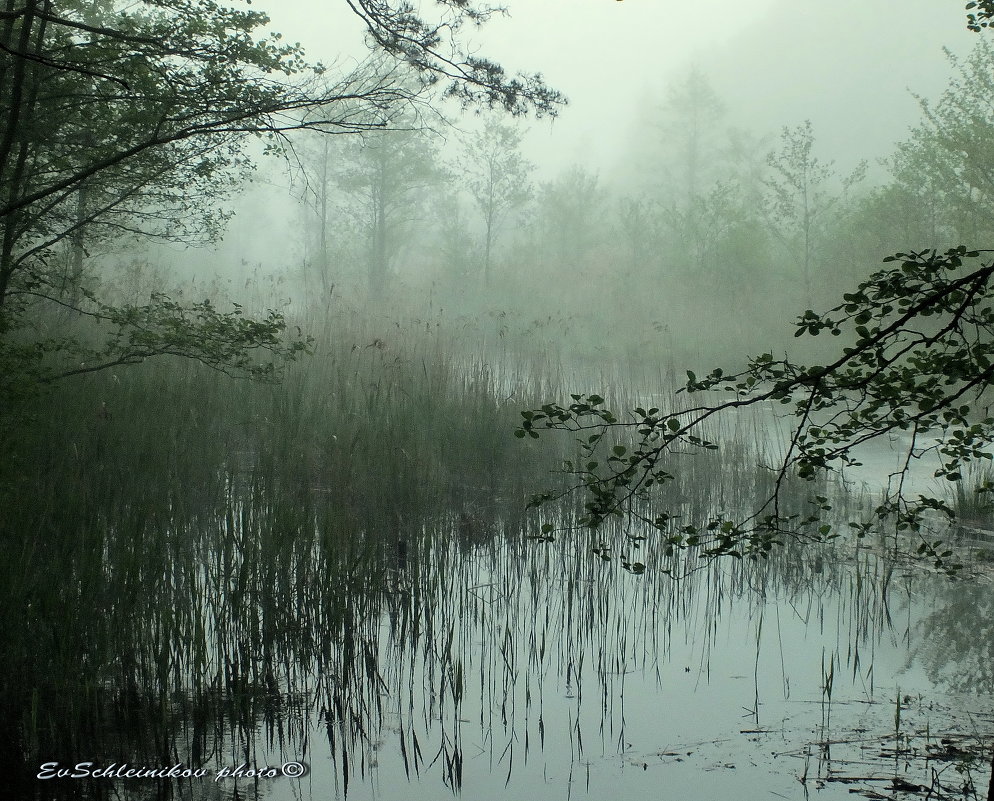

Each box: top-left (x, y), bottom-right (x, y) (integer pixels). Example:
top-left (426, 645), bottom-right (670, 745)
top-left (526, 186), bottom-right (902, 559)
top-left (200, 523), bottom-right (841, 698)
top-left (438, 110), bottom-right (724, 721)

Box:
top-left (11, 476), bottom-right (991, 801)
top-left (4, 353), bottom-right (991, 801)
top-left (915, 578), bottom-right (994, 694)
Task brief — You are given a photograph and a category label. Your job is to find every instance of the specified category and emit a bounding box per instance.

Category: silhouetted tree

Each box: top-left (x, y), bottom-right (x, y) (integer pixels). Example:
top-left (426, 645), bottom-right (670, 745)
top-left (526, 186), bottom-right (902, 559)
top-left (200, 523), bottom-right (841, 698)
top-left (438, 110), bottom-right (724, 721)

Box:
top-left (0, 0), bottom-right (563, 391)
top-left (460, 121), bottom-right (532, 288)
top-left (654, 67), bottom-right (726, 205)
top-left (764, 121), bottom-right (865, 303)
top-left (338, 125), bottom-right (446, 296)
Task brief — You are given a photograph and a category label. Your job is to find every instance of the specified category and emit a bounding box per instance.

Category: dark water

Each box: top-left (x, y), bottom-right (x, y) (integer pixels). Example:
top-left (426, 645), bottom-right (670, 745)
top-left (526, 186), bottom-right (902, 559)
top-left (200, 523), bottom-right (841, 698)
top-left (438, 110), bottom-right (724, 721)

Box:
top-left (6, 365), bottom-right (993, 801)
top-left (16, 501), bottom-right (994, 801)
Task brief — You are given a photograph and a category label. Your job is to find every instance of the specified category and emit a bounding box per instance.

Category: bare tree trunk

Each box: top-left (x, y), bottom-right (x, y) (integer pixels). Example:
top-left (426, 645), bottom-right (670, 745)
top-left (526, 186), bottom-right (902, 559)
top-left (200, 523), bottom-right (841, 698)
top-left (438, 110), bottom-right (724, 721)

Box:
top-left (317, 137), bottom-right (330, 296)
top-left (0, 0), bottom-right (37, 178)
top-left (370, 170), bottom-right (388, 297)
top-left (803, 178), bottom-right (812, 306)
top-left (483, 212), bottom-right (493, 288)
top-left (987, 746), bottom-right (993, 801)
top-left (0, 0), bottom-right (19, 101)
top-left (0, 1), bottom-right (48, 308)
top-left (69, 183), bottom-right (88, 304)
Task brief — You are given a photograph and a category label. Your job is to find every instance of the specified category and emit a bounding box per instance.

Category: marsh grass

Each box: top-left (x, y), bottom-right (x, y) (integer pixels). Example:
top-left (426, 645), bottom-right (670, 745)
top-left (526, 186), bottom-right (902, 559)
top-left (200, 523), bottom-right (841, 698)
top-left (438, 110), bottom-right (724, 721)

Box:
top-left (0, 297), bottom-right (951, 800)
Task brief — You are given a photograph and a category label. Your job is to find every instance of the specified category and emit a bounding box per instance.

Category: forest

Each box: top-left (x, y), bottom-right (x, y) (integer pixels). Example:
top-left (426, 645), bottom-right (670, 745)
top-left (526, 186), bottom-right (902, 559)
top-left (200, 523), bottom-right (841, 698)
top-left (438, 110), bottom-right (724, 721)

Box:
top-left (3, 1), bottom-right (994, 800)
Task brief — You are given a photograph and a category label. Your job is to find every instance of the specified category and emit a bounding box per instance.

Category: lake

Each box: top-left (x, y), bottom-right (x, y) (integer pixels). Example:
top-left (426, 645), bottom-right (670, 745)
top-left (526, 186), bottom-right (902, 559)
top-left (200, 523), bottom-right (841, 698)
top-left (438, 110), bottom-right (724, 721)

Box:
top-left (6, 350), bottom-right (993, 801)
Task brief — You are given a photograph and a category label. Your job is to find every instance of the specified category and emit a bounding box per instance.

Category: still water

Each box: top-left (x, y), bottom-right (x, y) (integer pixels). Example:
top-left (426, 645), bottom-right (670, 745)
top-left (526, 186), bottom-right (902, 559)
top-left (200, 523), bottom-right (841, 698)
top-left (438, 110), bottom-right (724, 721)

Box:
top-left (13, 382), bottom-right (994, 801)
top-left (239, 540), bottom-right (993, 801)
top-left (28, 509), bottom-right (993, 801)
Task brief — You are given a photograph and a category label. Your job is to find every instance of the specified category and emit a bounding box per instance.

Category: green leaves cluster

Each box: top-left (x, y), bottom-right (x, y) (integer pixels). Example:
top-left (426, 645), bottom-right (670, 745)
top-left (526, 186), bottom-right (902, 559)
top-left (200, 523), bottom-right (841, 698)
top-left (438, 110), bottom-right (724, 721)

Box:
top-left (2, 290), bottom-right (311, 399)
top-left (0, 0), bottom-right (563, 392)
top-left (347, 0), bottom-right (564, 117)
top-left (967, 0), bottom-right (994, 31)
top-left (520, 247), bottom-right (994, 575)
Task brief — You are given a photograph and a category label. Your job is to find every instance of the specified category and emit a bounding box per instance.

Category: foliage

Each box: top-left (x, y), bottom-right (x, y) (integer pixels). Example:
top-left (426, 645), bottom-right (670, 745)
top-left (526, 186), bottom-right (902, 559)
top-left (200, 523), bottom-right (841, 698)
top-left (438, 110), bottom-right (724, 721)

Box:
top-left (336, 121), bottom-right (447, 294)
top-left (511, 7), bottom-right (994, 571)
top-left (889, 41), bottom-right (994, 247)
top-left (530, 165), bottom-right (605, 272)
top-left (967, 0), bottom-right (994, 30)
top-left (763, 121), bottom-right (866, 302)
top-left (0, 0), bottom-right (562, 396)
top-left (459, 120), bottom-right (532, 286)
top-left (653, 66), bottom-right (726, 204)
top-left (518, 246), bottom-right (994, 574)
top-left (345, 0), bottom-right (564, 117)
top-left (7, 292), bottom-right (309, 385)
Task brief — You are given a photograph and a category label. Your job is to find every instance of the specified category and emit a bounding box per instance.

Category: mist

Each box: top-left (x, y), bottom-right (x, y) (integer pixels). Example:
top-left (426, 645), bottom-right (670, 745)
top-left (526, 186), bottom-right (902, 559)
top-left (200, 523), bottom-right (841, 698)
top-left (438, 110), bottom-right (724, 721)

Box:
top-left (150, 0), bottom-right (985, 367)
top-left (4, 3), bottom-right (994, 800)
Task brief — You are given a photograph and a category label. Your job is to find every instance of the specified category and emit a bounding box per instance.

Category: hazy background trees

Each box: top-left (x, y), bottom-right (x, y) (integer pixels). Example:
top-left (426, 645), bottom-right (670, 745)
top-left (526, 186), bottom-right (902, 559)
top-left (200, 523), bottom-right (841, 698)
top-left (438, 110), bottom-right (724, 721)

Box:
top-left (7, 5), bottom-right (994, 797)
top-left (0, 0), bottom-right (562, 397)
top-left (763, 121), bottom-right (867, 304)
top-left (460, 121), bottom-right (533, 289)
top-left (233, 24), bottom-right (994, 373)
top-left (7, 0), bottom-right (994, 385)
top-left (337, 125), bottom-right (446, 297)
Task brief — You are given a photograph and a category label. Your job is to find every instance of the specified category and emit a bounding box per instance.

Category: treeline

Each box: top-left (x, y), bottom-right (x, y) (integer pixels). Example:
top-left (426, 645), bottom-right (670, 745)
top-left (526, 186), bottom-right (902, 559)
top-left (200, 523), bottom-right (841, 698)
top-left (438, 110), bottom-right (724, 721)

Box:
top-left (279, 45), bottom-right (994, 364)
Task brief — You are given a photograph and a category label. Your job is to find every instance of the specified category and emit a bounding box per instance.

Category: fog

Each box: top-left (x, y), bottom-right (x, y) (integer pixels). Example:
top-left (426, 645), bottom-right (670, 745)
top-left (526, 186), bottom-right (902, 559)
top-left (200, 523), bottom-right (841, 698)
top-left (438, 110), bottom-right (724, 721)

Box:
top-left (159, 0), bottom-right (985, 368)
top-left (264, 1), bottom-right (976, 174)
top-left (7, 3), bottom-right (994, 800)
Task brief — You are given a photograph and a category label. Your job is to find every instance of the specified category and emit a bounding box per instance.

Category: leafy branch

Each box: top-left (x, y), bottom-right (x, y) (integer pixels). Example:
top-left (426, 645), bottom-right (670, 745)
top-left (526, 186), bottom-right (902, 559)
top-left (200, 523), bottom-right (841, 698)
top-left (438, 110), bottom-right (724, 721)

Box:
top-left (5, 289), bottom-right (311, 386)
top-left (519, 247), bottom-right (994, 574)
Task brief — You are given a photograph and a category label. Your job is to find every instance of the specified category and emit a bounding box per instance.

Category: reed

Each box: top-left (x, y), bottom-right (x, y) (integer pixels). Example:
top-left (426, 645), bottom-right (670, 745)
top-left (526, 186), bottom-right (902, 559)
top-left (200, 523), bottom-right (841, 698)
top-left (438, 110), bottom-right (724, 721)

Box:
top-left (0, 292), bottom-right (953, 800)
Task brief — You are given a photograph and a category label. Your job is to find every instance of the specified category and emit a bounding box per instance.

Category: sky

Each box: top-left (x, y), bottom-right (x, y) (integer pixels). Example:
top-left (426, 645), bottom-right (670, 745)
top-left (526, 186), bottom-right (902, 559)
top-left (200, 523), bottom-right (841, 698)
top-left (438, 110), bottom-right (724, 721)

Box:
top-left (261, 0), bottom-right (980, 181)
top-left (182, 0), bottom-right (986, 283)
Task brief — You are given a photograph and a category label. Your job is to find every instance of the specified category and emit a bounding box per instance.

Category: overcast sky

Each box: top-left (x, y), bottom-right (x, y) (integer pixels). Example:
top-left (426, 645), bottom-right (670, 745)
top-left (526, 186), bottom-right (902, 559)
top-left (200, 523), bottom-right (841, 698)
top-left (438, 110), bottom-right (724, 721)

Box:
top-left (262, 1), bottom-right (978, 180)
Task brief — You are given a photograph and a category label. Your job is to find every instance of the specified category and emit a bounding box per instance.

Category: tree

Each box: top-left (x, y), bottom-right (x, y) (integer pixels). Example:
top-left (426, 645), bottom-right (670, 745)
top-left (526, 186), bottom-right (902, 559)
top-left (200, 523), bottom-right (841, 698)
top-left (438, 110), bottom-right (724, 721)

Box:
top-left (532, 165), bottom-right (605, 271)
top-left (723, 127), bottom-right (772, 212)
top-left (430, 187), bottom-right (476, 285)
top-left (512, 0), bottom-right (994, 574)
top-left (763, 121), bottom-right (866, 305)
top-left (643, 70), bottom-right (753, 291)
top-left (667, 180), bottom-right (749, 285)
top-left (652, 67), bottom-right (725, 206)
top-left (0, 0), bottom-right (563, 391)
top-left (337, 123), bottom-right (446, 296)
top-left (888, 41), bottom-right (994, 247)
top-left (519, 246), bottom-right (994, 576)
top-left (295, 133), bottom-right (341, 299)
top-left (615, 194), bottom-right (663, 277)
top-left (460, 120), bottom-right (532, 288)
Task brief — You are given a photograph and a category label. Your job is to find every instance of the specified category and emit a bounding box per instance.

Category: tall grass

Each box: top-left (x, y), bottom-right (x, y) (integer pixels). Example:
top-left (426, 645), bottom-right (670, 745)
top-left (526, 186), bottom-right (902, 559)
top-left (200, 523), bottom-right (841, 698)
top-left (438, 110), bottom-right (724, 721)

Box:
top-left (0, 299), bottom-right (572, 793)
top-left (0, 292), bottom-right (939, 799)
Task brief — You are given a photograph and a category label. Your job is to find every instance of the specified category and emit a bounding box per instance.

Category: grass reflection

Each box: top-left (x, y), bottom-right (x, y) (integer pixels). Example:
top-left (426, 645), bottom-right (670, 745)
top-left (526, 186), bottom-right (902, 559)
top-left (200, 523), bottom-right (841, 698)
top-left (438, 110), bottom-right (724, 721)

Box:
top-left (1, 311), bottom-right (988, 800)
